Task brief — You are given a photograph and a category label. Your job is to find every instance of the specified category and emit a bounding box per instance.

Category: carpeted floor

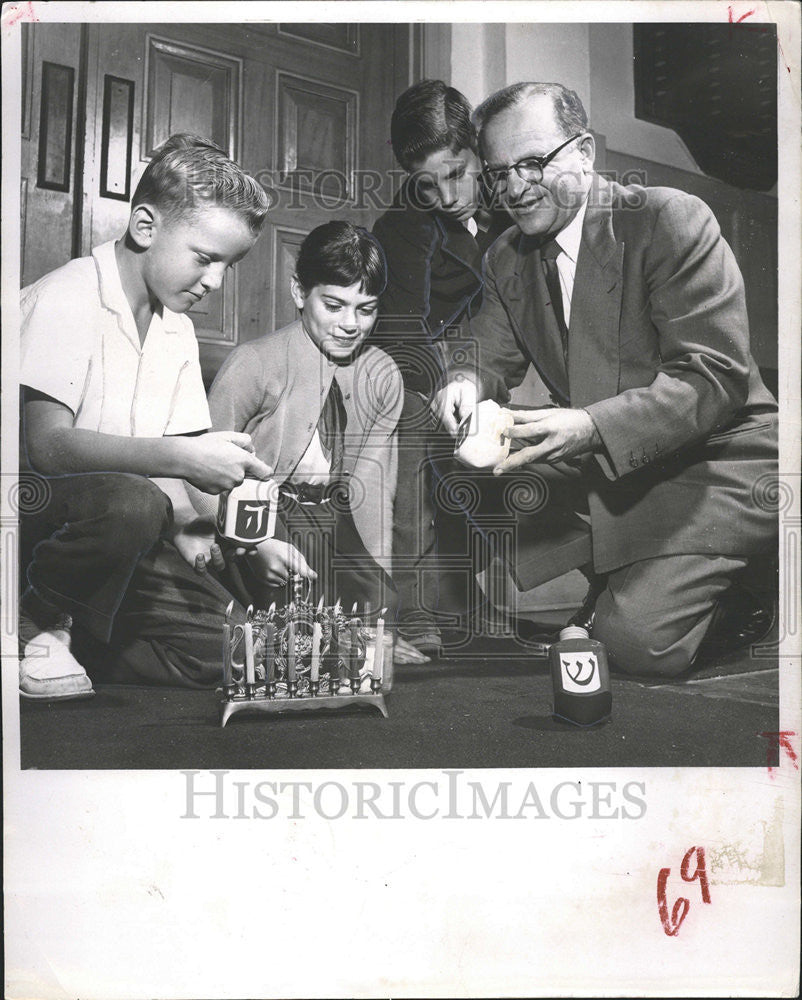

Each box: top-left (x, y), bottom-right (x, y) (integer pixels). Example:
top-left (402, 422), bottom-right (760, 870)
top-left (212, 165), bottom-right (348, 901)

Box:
top-left (19, 619), bottom-right (779, 770)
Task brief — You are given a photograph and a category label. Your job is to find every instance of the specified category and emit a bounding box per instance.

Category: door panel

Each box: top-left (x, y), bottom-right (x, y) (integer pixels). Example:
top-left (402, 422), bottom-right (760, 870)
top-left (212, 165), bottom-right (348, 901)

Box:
top-left (20, 23), bottom-right (82, 287)
top-left (21, 22), bottom-right (411, 383)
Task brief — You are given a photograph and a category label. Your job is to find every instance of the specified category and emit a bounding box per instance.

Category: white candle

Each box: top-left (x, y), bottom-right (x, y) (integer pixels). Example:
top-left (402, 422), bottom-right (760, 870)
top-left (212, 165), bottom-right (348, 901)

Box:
top-left (222, 621), bottom-right (232, 687)
top-left (349, 603), bottom-right (360, 680)
top-left (244, 621), bottom-right (255, 685)
top-left (264, 621), bottom-right (275, 685)
top-left (222, 601), bottom-right (234, 686)
top-left (287, 608), bottom-right (296, 683)
top-left (311, 620), bottom-right (322, 682)
top-left (373, 608), bottom-right (386, 681)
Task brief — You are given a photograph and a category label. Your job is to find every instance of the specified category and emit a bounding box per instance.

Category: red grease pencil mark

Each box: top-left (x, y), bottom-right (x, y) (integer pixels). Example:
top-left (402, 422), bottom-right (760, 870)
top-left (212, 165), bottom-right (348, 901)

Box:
top-left (657, 846), bottom-right (711, 937)
top-left (1, 1), bottom-right (39, 29)
top-left (727, 6), bottom-right (790, 75)
top-left (657, 868), bottom-right (689, 936)
top-left (728, 5), bottom-right (757, 24)
top-left (760, 730), bottom-right (799, 777)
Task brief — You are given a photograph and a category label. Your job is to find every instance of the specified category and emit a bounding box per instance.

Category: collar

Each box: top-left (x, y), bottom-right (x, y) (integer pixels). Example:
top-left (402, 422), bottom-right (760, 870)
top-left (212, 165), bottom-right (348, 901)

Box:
top-left (554, 193), bottom-right (590, 262)
top-left (93, 241), bottom-right (132, 319)
top-left (92, 240), bottom-right (184, 335)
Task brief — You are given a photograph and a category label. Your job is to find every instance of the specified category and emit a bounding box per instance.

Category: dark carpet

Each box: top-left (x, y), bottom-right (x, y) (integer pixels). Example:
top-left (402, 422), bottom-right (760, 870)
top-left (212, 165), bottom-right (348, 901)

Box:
top-left (19, 622), bottom-right (779, 770)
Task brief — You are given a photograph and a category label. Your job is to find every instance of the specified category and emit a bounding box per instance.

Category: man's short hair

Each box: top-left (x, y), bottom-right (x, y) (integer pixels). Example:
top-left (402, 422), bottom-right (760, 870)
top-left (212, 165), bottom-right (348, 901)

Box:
top-left (473, 82), bottom-right (589, 141)
top-left (390, 80), bottom-right (478, 171)
top-left (131, 133), bottom-right (270, 235)
top-left (295, 221), bottom-right (387, 298)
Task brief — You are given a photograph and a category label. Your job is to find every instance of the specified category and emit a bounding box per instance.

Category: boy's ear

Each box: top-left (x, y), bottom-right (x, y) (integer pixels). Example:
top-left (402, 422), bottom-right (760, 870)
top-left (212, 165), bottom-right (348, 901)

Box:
top-left (128, 204), bottom-right (157, 249)
top-left (290, 274), bottom-right (306, 311)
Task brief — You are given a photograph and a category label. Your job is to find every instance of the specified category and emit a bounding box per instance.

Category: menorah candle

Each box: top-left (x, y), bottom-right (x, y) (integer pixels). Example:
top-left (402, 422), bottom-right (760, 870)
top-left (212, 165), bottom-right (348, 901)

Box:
top-left (263, 620), bottom-right (275, 685)
top-left (310, 597), bottom-right (324, 683)
top-left (287, 608), bottom-right (297, 683)
top-left (243, 619), bottom-right (255, 687)
top-left (332, 601), bottom-right (342, 680)
top-left (222, 601), bottom-right (234, 689)
top-left (349, 604), bottom-right (360, 679)
top-left (364, 600), bottom-right (372, 626)
top-left (373, 609), bottom-right (386, 682)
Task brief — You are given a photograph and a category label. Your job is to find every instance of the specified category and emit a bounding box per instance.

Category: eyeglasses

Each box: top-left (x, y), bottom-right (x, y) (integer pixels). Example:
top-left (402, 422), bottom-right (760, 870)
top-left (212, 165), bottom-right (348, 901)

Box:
top-left (483, 133), bottom-right (583, 190)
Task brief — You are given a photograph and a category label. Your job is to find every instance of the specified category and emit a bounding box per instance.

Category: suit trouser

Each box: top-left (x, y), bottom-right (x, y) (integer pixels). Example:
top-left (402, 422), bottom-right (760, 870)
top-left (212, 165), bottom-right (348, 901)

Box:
top-left (592, 553), bottom-right (749, 677)
top-left (392, 392), bottom-right (436, 619)
top-left (437, 456), bottom-right (761, 677)
top-left (22, 472), bottom-right (245, 688)
top-left (392, 393), bottom-right (595, 622)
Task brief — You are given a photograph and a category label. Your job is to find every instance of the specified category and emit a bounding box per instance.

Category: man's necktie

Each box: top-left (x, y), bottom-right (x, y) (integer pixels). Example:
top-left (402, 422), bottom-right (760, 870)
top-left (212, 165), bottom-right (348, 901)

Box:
top-left (541, 239), bottom-right (568, 361)
top-left (318, 373), bottom-right (347, 479)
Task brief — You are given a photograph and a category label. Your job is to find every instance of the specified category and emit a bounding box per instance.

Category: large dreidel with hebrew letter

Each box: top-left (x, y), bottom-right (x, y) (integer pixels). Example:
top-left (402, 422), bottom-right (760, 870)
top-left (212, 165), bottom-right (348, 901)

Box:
top-left (549, 626), bottom-right (612, 726)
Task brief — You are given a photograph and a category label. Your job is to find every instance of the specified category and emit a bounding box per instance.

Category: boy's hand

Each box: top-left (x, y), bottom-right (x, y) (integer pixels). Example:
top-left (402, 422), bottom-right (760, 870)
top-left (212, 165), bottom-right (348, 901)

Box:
top-left (179, 431), bottom-right (273, 493)
top-left (243, 539), bottom-right (317, 587)
top-left (172, 521), bottom-right (225, 573)
top-left (433, 376), bottom-right (478, 436)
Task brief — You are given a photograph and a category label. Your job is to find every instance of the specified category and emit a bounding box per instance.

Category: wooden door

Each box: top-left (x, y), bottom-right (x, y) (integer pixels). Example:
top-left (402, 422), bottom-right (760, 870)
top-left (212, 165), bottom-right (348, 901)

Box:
top-left (21, 21), bottom-right (411, 382)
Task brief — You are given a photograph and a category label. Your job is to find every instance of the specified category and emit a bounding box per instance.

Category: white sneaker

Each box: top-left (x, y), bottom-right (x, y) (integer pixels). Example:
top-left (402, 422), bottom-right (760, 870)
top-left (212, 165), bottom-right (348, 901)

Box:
top-left (19, 616), bottom-right (95, 701)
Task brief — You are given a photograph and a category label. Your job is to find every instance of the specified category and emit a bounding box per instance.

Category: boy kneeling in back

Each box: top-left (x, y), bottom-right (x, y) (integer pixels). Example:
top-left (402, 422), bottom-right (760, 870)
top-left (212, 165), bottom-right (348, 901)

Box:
top-left (19, 133), bottom-right (272, 699)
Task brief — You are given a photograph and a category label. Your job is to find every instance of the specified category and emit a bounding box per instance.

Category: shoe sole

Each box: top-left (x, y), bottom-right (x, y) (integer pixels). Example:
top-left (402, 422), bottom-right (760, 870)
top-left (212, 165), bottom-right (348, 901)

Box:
top-left (19, 687), bottom-right (95, 702)
top-left (414, 642), bottom-right (443, 657)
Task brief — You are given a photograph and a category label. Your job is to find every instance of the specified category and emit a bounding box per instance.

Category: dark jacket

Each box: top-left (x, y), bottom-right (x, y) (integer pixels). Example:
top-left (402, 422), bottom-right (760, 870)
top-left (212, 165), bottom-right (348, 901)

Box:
top-left (371, 183), bottom-right (508, 397)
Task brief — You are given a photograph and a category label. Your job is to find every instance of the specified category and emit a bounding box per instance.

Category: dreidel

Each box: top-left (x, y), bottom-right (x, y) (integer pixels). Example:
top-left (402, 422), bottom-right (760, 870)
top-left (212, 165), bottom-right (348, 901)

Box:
top-left (217, 478), bottom-right (279, 544)
top-left (549, 626), bottom-right (612, 726)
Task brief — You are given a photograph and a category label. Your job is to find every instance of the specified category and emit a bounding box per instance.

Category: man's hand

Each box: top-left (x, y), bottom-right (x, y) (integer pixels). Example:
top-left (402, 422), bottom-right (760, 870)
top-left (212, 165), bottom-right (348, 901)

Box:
top-left (433, 376), bottom-right (478, 436)
top-left (178, 431), bottom-right (273, 494)
top-left (493, 408), bottom-right (601, 473)
top-left (243, 539), bottom-right (317, 587)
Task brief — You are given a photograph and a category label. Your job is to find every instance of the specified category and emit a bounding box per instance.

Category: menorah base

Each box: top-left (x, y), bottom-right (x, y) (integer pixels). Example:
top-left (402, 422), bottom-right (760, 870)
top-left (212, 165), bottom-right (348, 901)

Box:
top-left (220, 691), bottom-right (388, 727)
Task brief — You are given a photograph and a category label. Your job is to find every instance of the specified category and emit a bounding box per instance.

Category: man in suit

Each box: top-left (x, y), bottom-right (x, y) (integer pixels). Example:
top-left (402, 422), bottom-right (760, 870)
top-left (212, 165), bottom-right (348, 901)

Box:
top-left (436, 82), bottom-right (777, 676)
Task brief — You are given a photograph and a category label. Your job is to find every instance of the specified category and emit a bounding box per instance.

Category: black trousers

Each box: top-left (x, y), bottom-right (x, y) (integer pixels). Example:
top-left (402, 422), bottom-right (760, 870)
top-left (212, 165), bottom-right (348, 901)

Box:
top-left (21, 472), bottom-right (245, 687)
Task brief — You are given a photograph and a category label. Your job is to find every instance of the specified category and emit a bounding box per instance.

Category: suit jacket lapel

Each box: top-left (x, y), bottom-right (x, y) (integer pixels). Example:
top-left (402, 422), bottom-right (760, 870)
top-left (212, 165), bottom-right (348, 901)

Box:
top-left (568, 179), bottom-right (624, 407)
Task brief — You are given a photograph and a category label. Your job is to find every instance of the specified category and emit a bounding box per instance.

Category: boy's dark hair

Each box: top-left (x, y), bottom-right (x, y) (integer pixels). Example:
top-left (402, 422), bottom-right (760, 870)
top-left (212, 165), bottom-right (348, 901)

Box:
top-left (295, 221), bottom-right (386, 297)
top-left (474, 82), bottom-right (589, 142)
top-left (131, 133), bottom-right (270, 235)
top-left (390, 80), bottom-right (477, 171)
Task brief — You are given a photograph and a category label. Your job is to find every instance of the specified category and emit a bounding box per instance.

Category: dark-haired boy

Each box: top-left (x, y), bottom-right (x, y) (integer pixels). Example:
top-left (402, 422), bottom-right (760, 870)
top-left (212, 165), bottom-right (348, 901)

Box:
top-left (206, 221), bottom-right (405, 625)
top-left (19, 133), bottom-right (272, 699)
top-left (370, 80), bottom-right (510, 653)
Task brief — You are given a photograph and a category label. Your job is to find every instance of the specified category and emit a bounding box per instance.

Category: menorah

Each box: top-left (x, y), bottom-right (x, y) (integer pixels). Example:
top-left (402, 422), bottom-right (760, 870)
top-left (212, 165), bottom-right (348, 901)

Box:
top-left (219, 577), bottom-right (390, 727)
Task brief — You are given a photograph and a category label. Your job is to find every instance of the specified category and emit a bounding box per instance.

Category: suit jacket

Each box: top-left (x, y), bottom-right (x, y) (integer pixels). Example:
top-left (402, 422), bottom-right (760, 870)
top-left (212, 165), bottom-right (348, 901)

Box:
top-left (208, 321), bottom-right (404, 571)
top-left (371, 185), bottom-right (508, 396)
top-left (459, 176), bottom-right (778, 576)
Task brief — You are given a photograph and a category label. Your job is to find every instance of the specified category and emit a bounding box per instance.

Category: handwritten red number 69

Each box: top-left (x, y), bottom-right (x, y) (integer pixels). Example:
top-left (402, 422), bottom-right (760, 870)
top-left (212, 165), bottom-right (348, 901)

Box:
top-left (657, 845), bottom-right (711, 936)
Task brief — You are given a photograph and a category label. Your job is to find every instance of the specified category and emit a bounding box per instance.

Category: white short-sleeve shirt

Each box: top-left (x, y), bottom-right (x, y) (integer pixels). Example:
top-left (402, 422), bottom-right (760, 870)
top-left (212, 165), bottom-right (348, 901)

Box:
top-left (20, 241), bottom-right (211, 437)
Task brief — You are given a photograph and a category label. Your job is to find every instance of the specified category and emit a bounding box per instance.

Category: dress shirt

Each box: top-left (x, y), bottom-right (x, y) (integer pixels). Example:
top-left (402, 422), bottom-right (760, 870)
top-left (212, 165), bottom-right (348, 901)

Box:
top-left (21, 241), bottom-right (210, 437)
top-left (552, 194), bottom-right (589, 326)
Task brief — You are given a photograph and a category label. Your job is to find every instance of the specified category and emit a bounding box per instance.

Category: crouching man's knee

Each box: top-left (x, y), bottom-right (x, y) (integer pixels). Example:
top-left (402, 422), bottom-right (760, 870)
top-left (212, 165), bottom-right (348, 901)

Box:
top-left (593, 605), bottom-right (694, 679)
